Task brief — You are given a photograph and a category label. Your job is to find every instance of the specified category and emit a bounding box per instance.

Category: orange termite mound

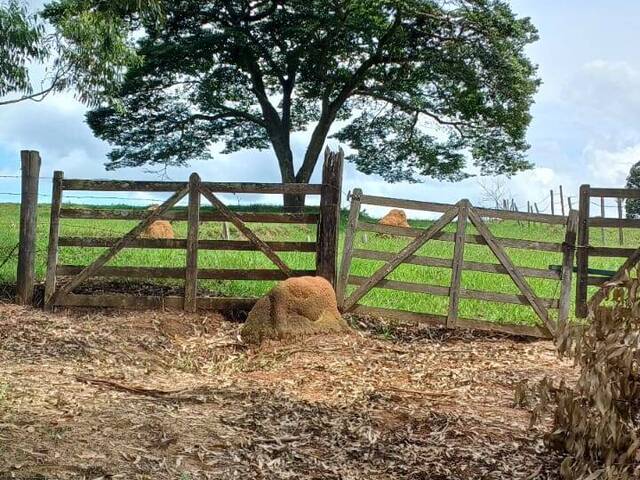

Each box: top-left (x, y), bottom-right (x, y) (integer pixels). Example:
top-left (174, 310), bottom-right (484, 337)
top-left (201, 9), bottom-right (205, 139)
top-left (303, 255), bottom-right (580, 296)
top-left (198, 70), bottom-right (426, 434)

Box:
top-left (240, 276), bottom-right (350, 344)
top-left (141, 204), bottom-right (175, 239)
top-left (378, 208), bottom-right (410, 228)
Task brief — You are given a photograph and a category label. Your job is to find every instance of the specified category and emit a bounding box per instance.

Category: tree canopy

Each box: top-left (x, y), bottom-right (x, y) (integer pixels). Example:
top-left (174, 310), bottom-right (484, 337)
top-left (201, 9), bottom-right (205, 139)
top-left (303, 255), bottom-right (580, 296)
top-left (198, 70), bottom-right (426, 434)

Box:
top-left (0, 0), bottom-right (161, 106)
top-left (44, 0), bottom-right (540, 207)
top-left (0, 0), bottom-right (49, 103)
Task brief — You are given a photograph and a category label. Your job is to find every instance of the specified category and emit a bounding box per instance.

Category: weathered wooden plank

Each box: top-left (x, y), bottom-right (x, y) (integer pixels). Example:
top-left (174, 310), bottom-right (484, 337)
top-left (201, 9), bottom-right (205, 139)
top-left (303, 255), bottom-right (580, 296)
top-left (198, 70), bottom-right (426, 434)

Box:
top-left (44, 170), bottom-right (63, 310)
top-left (349, 305), bottom-right (446, 327)
top-left (559, 211), bottom-right (578, 327)
top-left (198, 269), bottom-right (314, 280)
top-left (347, 275), bottom-right (560, 308)
top-left (357, 222), bottom-right (563, 252)
top-left (588, 246), bottom-right (637, 258)
top-left (576, 184), bottom-right (591, 318)
top-left (58, 265), bottom-right (186, 278)
top-left (342, 204), bottom-right (460, 312)
top-left (352, 249), bottom-right (560, 279)
top-left (60, 208), bottom-right (319, 224)
top-left (589, 187), bottom-right (640, 199)
top-left (61, 179), bottom-right (323, 194)
top-left (454, 317), bottom-right (551, 339)
top-left (587, 276), bottom-right (607, 286)
top-left (199, 184), bottom-right (293, 277)
top-left (184, 173), bottom-right (200, 312)
top-left (58, 265), bottom-right (315, 280)
top-left (447, 202), bottom-right (468, 328)
top-left (589, 217), bottom-right (640, 228)
top-left (58, 237), bottom-right (316, 252)
top-left (16, 150), bottom-right (41, 305)
top-left (337, 188), bottom-right (362, 309)
top-left (51, 185), bottom-right (190, 302)
top-left (54, 293), bottom-right (258, 311)
top-left (358, 194), bottom-right (567, 225)
top-left (316, 148), bottom-right (344, 286)
top-left (348, 305), bottom-right (550, 338)
top-left (467, 207), bottom-right (555, 335)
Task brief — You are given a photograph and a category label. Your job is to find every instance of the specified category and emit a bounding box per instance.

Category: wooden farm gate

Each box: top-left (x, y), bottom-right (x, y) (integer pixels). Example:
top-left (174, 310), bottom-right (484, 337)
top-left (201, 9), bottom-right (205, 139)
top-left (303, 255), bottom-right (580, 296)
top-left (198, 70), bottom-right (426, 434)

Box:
top-left (576, 185), bottom-right (640, 317)
top-left (337, 191), bottom-right (578, 339)
top-left (44, 150), bottom-right (343, 311)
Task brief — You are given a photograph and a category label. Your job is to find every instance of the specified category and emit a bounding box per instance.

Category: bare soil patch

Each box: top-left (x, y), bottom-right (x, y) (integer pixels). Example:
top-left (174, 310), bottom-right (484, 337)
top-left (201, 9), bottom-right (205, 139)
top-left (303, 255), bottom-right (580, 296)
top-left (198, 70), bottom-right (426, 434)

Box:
top-left (0, 304), bottom-right (575, 479)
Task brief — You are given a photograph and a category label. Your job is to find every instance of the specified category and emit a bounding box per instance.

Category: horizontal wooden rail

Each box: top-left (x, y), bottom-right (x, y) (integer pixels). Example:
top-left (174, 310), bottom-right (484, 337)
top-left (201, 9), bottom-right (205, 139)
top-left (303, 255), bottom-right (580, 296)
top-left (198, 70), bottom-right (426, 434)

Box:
top-left (587, 276), bottom-right (608, 286)
top-left (349, 305), bottom-right (549, 338)
top-left (589, 187), bottom-right (640, 199)
top-left (59, 237), bottom-right (316, 252)
top-left (57, 265), bottom-right (315, 280)
top-left (358, 222), bottom-right (563, 252)
top-left (61, 179), bottom-right (323, 194)
top-left (358, 194), bottom-right (567, 225)
top-left (352, 249), bottom-right (560, 280)
top-left (55, 293), bottom-right (257, 310)
top-left (348, 275), bottom-right (559, 308)
top-left (588, 246), bottom-right (637, 258)
top-left (589, 217), bottom-right (640, 228)
top-left (60, 208), bottom-right (319, 224)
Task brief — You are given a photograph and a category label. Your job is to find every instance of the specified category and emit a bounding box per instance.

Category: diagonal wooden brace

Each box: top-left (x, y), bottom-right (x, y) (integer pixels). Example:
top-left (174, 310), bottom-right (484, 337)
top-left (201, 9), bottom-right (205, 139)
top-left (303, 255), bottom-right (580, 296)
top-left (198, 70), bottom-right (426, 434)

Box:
top-left (342, 202), bottom-right (461, 312)
top-left (52, 184), bottom-right (190, 304)
top-left (467, 206), bottom-right (556, 336)
top-left (199, 184), bottom-right (293, 277)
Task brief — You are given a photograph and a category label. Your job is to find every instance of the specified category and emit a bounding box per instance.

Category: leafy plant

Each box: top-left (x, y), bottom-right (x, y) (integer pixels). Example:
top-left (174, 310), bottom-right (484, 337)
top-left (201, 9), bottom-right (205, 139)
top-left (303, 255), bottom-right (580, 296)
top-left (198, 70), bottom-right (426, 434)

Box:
top-left (535, 271), bottom-right (640, 479)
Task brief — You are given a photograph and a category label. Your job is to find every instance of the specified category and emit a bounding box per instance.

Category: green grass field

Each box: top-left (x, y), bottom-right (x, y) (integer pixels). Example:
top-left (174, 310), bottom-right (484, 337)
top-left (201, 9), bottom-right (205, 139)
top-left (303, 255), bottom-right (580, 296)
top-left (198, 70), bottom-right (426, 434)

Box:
top-left (0, 202), bottom-right (635, 326)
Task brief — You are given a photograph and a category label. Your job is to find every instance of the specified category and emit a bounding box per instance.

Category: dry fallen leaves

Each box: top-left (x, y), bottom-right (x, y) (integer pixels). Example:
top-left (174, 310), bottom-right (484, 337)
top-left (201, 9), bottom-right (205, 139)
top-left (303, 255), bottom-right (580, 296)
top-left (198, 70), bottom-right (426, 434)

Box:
top-left (0, 304), bottom-right (576, 479)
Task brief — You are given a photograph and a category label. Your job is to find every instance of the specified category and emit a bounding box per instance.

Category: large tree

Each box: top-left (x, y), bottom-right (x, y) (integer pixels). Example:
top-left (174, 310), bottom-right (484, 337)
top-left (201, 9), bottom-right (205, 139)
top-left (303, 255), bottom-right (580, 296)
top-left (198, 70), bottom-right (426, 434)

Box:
top-left (45, 0), bottom-right (540, 209)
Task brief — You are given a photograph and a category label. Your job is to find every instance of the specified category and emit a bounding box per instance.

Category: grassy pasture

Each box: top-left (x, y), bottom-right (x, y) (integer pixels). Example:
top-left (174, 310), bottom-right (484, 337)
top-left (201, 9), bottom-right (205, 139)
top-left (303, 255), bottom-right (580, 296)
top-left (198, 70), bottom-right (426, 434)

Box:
top-left (0, 202), bottom-right (636, 326)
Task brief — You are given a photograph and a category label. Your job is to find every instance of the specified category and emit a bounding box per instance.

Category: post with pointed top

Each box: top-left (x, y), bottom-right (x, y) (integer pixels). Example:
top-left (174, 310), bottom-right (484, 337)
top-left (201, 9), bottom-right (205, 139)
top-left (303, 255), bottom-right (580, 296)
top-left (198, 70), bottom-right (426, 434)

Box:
top-left (316, 147), bottom-right (344, 287)
top-left (17, 150), bottom-right (41, 306)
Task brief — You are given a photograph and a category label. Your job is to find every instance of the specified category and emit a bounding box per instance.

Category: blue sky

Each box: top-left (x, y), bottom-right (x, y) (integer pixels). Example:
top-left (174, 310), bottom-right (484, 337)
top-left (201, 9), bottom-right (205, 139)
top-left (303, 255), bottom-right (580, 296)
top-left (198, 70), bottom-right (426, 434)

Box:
top-left (1, 1), bottom-right (639, 215)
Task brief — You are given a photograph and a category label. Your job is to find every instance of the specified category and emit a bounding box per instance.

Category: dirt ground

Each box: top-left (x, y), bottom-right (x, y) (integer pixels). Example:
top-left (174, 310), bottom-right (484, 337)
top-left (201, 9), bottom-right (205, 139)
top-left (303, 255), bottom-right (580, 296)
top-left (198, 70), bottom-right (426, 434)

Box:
top-left (0, 304), bottom-right (575, 479)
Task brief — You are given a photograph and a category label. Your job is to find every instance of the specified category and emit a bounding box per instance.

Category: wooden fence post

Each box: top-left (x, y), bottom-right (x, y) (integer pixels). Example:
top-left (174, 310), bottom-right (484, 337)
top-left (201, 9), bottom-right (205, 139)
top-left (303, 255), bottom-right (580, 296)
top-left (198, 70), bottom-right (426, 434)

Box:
top-left (600, 196), bottom-right (605, 245)
top-left (44, 170), bottom-right (63, 310)
top-left (447, 200), bottom-right (469, 328)
top-left (550, 189), bottom-right (555, 215)
top-left (559, 210), bottom-right (578, 327)
top-left (184, 173), bottom-right (200, 312)
top-left (617, 198), bottom-right (624, 245)
top-left (576, 184), bottom-right (590, 318)
top-left (336, 188), bottom-right (362, 309)
top-left (17, 150), bottom-right (41, 305)
top-left (559, 185), bottom-right (565, 217)
top-left (316, 147), bottom-right (344, 287)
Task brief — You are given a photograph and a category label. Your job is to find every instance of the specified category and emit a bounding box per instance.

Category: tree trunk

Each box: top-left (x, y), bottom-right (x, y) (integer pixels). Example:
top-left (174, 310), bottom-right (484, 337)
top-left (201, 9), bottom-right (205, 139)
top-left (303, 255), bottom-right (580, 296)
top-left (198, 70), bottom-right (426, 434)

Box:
top-left (283, 191), bottom-right (305, 213)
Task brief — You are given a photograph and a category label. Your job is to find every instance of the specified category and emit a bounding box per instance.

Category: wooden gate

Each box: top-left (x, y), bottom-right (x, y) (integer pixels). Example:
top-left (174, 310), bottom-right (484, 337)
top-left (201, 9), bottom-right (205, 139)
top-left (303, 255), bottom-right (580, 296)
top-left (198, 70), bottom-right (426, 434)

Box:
top-left (575, 185), bottom-right (640, 316)
top-left (337, 190), bottom-right (578, 339)
top-left (44, 150), bottom-right (343, 311)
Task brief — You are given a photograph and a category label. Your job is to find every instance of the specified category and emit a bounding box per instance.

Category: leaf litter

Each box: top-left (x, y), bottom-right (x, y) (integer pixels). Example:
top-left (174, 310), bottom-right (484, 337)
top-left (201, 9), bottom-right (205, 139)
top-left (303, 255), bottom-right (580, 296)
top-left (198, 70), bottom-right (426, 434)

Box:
top-left (0, 304), bottom-right (576, 479)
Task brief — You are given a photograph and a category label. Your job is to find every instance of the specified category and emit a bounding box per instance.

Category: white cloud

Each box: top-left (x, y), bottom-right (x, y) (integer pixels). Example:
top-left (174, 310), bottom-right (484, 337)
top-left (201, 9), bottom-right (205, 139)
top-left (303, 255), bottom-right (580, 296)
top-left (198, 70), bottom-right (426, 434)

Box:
top-left (585, 144), bottom-right (640, 186)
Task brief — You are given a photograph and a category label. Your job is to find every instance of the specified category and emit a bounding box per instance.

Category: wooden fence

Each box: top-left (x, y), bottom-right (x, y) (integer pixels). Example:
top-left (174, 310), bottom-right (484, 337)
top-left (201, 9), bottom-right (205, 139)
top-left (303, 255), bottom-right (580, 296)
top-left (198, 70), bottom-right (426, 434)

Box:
top-left (337, 190), bottom-right (577, 339)
top-left (576, 185), bottom-right (640, 317)
top-left (43, 149), bottom-right (343, 311)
